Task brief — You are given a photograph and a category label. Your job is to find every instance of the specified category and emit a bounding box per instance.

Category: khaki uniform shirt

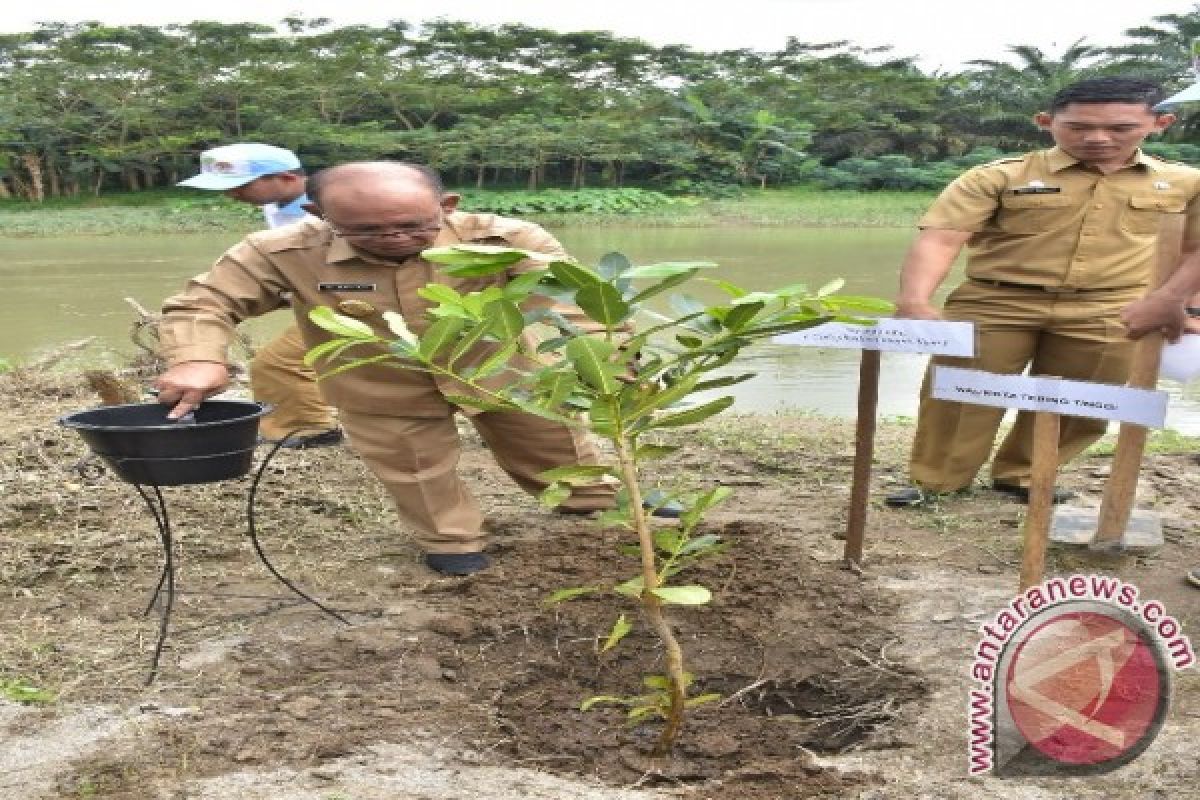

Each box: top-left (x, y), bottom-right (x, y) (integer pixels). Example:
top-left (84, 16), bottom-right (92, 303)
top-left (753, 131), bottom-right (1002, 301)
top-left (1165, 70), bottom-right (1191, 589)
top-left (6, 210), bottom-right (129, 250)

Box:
top-left (159, 211), bottom-right (600, 417)
top-left (919, 147), bottom-right (1200, 290)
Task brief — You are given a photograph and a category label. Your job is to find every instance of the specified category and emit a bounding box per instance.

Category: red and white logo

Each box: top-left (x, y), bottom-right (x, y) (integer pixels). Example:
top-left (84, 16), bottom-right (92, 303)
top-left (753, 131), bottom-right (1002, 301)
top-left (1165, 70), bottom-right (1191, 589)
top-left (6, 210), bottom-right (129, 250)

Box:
top-left (968, 577), bottom-right (1191, 776)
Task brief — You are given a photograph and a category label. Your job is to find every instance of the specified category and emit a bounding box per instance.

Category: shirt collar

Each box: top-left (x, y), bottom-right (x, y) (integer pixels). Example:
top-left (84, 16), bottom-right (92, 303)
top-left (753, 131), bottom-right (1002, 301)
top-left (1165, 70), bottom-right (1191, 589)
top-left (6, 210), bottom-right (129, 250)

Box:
top-left (276, 193), bottom-right (311, 213)
top-left (1045, 146), bottom-right (1159, 173)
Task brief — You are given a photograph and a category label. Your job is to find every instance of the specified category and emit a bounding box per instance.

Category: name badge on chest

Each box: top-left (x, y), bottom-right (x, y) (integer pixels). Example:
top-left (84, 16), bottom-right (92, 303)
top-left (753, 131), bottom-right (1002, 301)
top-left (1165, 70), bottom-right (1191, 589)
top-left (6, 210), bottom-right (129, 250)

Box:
top-left (318, 282), bottom-right (377, 292)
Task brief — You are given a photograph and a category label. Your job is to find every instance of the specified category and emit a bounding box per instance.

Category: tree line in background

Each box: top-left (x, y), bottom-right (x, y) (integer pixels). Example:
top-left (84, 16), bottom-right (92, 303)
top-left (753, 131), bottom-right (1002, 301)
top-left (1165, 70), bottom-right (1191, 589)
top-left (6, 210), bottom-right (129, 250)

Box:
top-left (2, 8), bottom-right (1199, 202)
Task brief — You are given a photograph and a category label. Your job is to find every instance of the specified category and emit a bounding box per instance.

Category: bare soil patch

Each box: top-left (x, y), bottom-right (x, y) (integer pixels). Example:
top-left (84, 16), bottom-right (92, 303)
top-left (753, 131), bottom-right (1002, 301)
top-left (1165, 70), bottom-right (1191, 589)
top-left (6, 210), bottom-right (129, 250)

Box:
top-left (1, 370), bottom-right (1197, 799)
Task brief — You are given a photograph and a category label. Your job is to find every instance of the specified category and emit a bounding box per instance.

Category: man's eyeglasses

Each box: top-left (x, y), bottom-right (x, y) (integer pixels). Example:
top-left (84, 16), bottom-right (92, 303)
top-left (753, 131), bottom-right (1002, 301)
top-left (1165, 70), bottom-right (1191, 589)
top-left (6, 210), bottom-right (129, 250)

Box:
top-left (329, 220), bottom-right (443, 239)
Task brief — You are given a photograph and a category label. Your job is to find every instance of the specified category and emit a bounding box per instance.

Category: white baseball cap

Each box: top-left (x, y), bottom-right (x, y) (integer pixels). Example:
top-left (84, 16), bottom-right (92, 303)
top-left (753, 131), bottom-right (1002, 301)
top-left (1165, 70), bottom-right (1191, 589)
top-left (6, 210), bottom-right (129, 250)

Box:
top-left (178, 143), bottom-right (303, 190)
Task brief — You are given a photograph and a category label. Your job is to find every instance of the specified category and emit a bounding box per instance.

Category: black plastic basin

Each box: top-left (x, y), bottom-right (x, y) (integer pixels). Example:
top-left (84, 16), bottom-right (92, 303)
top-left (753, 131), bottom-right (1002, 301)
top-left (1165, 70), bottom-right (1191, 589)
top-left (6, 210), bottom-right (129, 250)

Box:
top-left (59, 401), bottom-right (271, 486)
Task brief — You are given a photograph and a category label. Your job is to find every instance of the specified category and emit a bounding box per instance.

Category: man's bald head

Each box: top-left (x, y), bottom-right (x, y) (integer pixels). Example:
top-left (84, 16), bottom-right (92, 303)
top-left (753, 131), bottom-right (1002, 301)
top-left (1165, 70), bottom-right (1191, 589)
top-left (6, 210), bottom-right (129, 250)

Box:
top-left (304, 161), bottom-right (459, 260)
top-left (308, 161), bottom-right (445, 207)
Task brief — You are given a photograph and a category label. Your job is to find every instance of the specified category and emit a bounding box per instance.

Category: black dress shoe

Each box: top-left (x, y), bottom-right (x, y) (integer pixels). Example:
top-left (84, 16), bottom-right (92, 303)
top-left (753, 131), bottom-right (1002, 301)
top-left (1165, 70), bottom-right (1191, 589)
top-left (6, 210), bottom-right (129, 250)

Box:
top-left (884, 487), bottom-right (927, 508)
top-left (992, 482), bottom-right (1076, 504)
top-left (279, 428), bottom-right (345, 449)
top-left (884, 486), bottom-right (971, 508)
top-left (424, 552), bottom-right (489, 575)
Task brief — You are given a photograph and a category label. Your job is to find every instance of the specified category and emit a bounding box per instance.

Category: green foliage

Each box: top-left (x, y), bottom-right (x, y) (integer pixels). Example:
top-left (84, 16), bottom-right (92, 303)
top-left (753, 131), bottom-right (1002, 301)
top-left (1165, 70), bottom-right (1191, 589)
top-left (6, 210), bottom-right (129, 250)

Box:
top-left (4, 12), bottom-right (1197, 203)
top-left (458, 188), bottom-right (677, 215)
top-left (307, 243), bottom-right (890, 754)
top-left (0, 677), bottom-right (55, 705)
top-left (800, 147), bottom-right (1018, 191)
top-left (1141, 142), bottom-right (1200, 168)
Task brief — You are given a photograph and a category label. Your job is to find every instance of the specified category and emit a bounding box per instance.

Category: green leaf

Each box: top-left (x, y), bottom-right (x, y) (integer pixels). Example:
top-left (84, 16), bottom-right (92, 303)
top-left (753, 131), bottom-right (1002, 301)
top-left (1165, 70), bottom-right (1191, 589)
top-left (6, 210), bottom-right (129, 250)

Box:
top-left (634, 443), bottom-right (681, 460)
top-left (484, 299), bottom-right (526, 340)
top-left (540, 371), bottom-right (577, 410)
top-left (651, 585), bottom-right (712, 605)
top-left (647, 396), bottom-right (735, 429)
top-left (503, 269), bottom-right (547, 297)
top-left (545, 586), bottom-right (601, 605)
top-left (601, 614), bottom-right (633, 652)
top-left (575, 283), bottom-right (631, 326)
top-left (417, 283), bottom-right (468, 310)
top-left (678, 533), bottom-right (725, 556)
top-left (538, 482), bottom-right (573, 509)
top-left (440, 393), bottom-right (512, 413)
top-left (642, 675), bottom-right (671, 690)
top-left (538, 464), bottom-right (616, 483)
top-left (548, 260), bottom-right (602, 289)
top-left (628, 374), bottom-right (699, 418)
top-left (817, 277), bottom-right (846, 297)
top-left (564, 337), bottom-right (620, 394)
top-left (654, 529), bottom-right (683, 553)
top-left (423, 244), bottom-right (528, 273)
top-left (418, 316), bottom-right (468, 359)
top-left (702, 277), bottom-right (748, 298)
top-left (821, 296), bottom-right (896, 314)
top-left (308, 306), bottom-right (376, 338)
top-left (473, 341), bottom-right (519, 379)
top-left (303, 337), bottom-right (357, 366)
top-left (613, 575), bottom-right (645, 598)
top-left (596, 252), bottom-right (632, 279)
top-left (721, 301), bottom-right (765, 331)
top-left (447, 320), bottom-right (496, 367)
top-left (686, 692), bottom-right (722, 708)
top-left (629, 269), bottom-right (700, 304)
top-left (628, 704), bottom-right (665, 722)
top-left (675, 334), bottom-right (703, 348)
top-left (581, 695), bottom-right (627, 712)
top-left (694, 373), bottom-right (755, 391)
top-left (596, 508), bottom-right (632, 529)
top-left (623, 261), bottom-right (717, 279)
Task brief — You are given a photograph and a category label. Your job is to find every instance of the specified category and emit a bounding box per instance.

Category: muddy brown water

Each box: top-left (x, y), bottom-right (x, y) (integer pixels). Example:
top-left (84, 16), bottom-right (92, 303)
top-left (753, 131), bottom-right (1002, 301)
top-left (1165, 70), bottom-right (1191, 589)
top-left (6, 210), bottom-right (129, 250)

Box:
top-left (5, 227), bottom-right (1200, 431)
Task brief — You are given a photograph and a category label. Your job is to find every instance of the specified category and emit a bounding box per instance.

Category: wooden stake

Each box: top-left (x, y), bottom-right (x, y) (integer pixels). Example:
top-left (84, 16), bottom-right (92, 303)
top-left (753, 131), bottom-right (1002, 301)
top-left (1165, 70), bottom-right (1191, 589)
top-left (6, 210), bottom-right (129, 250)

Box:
top-left (1020, 411), bottom-right (1060, 590)
top-left (843, 349), bottom-right (881, 567)
top-left (1093, 214), bottom-right (1184, 547)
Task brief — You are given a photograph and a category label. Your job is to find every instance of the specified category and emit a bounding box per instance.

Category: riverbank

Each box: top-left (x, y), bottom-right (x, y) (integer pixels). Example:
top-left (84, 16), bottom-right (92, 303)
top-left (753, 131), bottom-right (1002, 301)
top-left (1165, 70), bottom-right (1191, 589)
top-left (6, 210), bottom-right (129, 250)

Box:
top-left (0, 187), bottom-right (935, 236)
top-left (2, 367), bottom-right (1197, 799)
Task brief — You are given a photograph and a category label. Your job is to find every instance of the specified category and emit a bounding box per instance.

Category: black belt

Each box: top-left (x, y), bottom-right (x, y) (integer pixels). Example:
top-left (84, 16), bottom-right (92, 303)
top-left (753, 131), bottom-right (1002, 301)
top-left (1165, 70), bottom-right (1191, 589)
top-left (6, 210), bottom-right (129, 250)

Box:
top-left (969, 278), bottom-right (1136, 293)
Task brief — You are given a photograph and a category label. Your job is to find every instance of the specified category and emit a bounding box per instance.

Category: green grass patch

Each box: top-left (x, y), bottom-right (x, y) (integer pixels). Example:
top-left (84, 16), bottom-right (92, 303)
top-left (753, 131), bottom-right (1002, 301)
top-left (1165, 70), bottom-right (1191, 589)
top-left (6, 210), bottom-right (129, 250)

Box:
top-left (0, 677), bottom-right (56, 705)
top-left (1085, 428), bottom-right (1200, 457)
top-left (2, 185), bottom-right (934, 236)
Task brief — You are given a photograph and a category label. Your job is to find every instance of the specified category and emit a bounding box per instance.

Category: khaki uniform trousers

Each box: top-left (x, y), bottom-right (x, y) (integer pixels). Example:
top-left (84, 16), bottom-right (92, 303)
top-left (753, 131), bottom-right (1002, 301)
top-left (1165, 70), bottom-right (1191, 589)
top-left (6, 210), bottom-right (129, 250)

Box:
top-left (249, 324), bottom-right (339, 440)
top-left (338, 407), bottom-right (617, 554)
top-left (909, 281), bottom-right (1140, 492)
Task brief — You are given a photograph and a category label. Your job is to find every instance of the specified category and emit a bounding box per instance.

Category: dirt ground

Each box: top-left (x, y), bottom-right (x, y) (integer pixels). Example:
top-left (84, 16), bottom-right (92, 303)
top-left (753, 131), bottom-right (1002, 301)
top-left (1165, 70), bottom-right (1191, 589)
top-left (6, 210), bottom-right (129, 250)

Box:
top-left (1, 368), bottom-right (1196, 800)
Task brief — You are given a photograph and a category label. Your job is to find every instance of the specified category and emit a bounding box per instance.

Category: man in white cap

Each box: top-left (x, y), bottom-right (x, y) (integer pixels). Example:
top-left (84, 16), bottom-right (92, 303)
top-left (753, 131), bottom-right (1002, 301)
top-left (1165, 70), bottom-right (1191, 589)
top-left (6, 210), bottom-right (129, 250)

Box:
top-left (179, 143), bottom-right (343, 448)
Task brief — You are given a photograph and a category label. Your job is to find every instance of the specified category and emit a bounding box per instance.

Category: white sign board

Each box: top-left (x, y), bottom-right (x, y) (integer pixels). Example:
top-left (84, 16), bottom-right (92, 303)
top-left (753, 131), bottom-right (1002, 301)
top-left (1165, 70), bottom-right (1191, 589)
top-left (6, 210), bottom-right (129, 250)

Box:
top-left (931, 367), bottom-right (1168, 428)
top-left (774, 318), bottom-right (975, 356)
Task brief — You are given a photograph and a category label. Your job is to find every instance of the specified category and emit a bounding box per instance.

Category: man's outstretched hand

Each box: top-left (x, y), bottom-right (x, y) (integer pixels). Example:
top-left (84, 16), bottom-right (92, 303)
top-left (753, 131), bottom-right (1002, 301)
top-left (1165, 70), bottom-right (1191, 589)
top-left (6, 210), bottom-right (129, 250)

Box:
top-left (153, 361), bottom-right (230, 419)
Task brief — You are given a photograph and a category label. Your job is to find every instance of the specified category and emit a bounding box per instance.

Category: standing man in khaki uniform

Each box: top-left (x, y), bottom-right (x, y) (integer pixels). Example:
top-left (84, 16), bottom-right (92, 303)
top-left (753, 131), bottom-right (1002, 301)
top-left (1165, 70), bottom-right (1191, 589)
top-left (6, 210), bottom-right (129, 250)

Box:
top-left (153, 161), bottom-right (652, 575)
top-left (178, 143), bottom-right (343, 449)
top-left (886, 77), bottom-right (1200, 507)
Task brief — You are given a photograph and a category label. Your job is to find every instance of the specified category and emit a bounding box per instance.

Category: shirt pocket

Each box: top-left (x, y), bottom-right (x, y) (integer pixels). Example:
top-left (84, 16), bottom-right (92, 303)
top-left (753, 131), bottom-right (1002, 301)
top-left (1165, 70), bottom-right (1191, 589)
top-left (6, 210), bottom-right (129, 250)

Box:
top-left (1122, 193), bottom-right (1188, 235)
top-left (995, 194), bottom-right (1076, 234)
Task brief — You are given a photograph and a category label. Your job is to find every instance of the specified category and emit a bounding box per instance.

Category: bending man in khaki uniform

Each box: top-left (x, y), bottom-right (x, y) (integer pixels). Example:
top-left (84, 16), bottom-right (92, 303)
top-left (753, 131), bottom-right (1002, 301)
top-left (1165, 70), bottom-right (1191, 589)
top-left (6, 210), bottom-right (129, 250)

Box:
top-left (887, 77), bottom-right (1200, 507)
top-left (178, 143), bottom-right (342, 449)
top-left (154, 162), bottom-right (643, 575)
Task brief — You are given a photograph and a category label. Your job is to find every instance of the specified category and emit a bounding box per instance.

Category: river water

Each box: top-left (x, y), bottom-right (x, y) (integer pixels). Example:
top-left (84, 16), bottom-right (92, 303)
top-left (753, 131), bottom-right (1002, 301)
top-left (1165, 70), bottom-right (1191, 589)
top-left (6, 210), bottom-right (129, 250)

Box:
top-left (4, 227), bottom-right (1199, 432)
